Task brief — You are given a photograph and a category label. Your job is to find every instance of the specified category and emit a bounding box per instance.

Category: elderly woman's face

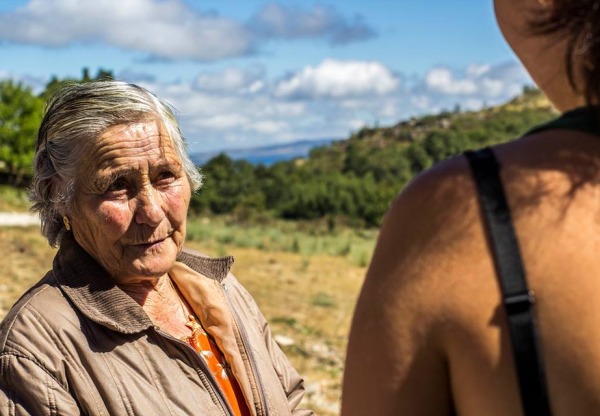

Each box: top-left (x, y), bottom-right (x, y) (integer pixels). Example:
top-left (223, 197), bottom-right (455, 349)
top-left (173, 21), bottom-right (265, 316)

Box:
top-left (71, 120), bottom-right (191, 284)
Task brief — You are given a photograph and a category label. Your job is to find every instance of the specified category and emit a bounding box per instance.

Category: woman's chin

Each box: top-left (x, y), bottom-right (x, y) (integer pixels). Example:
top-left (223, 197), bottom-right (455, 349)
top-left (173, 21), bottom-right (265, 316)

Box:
top-left (119, 241), bottom-right (180, 282)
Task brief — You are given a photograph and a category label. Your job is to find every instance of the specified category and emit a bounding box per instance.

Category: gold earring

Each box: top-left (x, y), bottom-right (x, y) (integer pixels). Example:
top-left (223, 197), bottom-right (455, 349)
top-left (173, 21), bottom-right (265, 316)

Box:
top-left (63, 216), bottom-right (71, 231)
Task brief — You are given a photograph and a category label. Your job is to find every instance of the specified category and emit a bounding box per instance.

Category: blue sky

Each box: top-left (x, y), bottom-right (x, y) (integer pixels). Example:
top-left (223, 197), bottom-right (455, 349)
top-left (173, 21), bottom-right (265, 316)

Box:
top-left (0, 0), bottom-right (532, 153)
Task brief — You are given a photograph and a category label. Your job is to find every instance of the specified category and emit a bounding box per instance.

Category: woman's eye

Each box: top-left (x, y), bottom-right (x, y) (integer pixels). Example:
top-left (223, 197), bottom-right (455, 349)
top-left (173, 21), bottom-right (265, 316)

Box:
top-left (107, 179), bottom-right (128, 192)
top-left (156, 171), bottom-right (176, 184)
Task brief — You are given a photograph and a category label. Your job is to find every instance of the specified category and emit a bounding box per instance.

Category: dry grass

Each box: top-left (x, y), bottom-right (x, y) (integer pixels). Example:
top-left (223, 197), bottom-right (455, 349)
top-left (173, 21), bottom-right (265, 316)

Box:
top-left (214, 247), bottom-right (365, 415)
top-left (1, 225), bottom-right (369, 415)
top-left (0, 227), bottom-right (56, 317)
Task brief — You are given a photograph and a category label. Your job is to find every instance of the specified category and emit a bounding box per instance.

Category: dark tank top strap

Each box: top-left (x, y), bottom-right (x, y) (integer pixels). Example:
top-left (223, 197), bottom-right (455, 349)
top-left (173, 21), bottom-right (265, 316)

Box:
top-left (464, 147), bottom-right (552, 416)
top-left (526, 106), bottom-right (600, 137)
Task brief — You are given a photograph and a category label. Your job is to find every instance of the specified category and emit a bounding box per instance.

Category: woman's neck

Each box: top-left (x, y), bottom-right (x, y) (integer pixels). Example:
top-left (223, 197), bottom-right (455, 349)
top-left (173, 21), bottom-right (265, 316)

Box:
top-left (119, 274), bottom-right (192, 339)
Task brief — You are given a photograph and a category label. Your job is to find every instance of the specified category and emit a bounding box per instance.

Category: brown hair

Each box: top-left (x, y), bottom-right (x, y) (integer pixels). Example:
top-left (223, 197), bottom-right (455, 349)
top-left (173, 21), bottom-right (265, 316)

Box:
top-left (530, 0), bottom-right (600, 105)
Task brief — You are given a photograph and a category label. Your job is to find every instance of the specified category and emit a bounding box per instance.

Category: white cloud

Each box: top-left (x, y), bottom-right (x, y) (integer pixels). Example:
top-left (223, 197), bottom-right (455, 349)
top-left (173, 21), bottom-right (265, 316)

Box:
top-left (246, 120), bottom-right (289, 134)
top-left (275, 59), bottom-right (399, 99)
top-left (132, 60), bottom-right (532, 152)
top-left (480, 78), bottom-right (505, 97)
top-left (423, 62), bottom-right (531, 104)
top-left (0, 0), bottom-right (254, 60)
top-left (0, 0), bottom-right (375, 61)
top-left (256, 101), bottom-right (307, 118)
top-left (410, 95), bottom-right (431, 110)
top-left (249, 3), bottom-right (375, 45)
top-left (461, 98), bottom-right (486, 110)
top-left (348, 119), bottom-right (368, 130)
top-left (194, 67), bottom-right (265, 93)
top-left (192, 114), bottom-right (249, 130)
top-left (466, 64), bottom-right (491, 77)
top-left (425, 68), bottom-right (478, 95)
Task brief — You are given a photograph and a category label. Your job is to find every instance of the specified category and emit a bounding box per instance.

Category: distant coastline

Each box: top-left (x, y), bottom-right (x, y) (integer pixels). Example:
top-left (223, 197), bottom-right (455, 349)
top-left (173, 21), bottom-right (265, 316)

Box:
top-left (191, 138), bottom-right (343, 166)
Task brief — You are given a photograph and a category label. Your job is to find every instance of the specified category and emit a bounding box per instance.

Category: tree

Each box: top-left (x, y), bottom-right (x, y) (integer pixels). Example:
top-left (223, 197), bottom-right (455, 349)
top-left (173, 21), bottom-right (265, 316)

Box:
top-left (39, 67), bottom-right (114, 101)
top-left (191, 154), bottom-right (262, 215)
top-left (0, 80), bottom-right (43, 185)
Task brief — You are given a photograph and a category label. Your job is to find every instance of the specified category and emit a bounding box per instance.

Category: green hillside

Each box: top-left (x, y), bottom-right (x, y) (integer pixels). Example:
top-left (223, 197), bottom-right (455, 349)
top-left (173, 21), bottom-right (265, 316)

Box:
top-left (193, 87), bottom-right (557, 227)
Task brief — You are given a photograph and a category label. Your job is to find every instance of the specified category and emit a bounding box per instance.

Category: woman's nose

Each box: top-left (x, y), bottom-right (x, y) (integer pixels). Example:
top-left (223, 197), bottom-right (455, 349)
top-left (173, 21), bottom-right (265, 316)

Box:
top-left (135, 186), bottom-right (165, 226)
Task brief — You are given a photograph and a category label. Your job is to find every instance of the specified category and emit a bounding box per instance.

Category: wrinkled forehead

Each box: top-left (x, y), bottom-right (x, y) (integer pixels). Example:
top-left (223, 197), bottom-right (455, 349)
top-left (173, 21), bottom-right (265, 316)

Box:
top-left (99, 119), bottom-right (171, 147)
top-left (93, 120), bottom-right (179, 162)
top-left (75, 119), bottom-right (183, 184)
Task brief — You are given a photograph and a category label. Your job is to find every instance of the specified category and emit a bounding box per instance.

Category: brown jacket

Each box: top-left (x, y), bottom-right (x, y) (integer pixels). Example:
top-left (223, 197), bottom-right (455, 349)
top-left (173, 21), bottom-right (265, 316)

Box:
top-left (0, 235), bottom-right (313, 416)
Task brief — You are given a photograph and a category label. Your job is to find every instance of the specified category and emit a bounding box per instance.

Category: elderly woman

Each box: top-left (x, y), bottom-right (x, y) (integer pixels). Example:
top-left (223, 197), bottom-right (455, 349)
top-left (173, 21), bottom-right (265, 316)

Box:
top-left (343, 0), bottom-right (600, 415)
top-left (0, 81), bottom-right (313, 415)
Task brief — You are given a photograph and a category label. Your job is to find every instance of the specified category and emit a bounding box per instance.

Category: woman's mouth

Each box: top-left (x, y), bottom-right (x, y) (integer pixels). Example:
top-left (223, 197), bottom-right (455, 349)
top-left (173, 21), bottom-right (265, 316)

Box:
top-left (132, 236), bottom-right (168, 250)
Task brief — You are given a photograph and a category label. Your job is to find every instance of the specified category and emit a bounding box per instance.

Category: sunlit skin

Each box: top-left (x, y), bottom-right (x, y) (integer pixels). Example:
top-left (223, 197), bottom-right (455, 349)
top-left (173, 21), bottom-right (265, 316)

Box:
top-left (70, 119), bottom-right (190, 284)
top-left (68, 120), bottom-right (203, 338)
top-left (494, 0), bottom-right (588, 111)
top-left (342, 0), bottom-right (600, 415)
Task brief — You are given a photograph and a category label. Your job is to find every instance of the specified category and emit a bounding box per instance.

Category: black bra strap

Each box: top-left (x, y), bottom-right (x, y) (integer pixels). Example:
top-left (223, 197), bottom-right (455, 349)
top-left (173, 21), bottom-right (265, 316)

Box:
top-left (464, 148), bottom-right (552, 416)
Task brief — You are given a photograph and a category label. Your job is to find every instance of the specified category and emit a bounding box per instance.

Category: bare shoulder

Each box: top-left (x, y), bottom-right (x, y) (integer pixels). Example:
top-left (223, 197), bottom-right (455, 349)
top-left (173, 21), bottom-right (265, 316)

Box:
top-left (357, 151), bottom-right (496, 346)
top-left (369, 130), bottom-right (600, 317)
top-left (365, 152), bottom-right (483, 301)
top-left (342, 154), bottom-right (487, 415)
top-left (344, 132), bottom-right (600, 415)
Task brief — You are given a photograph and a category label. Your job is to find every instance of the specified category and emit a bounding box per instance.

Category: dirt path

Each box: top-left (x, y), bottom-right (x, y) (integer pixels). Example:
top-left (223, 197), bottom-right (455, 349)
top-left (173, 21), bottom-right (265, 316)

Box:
top-left (0, 212), bottom-right (40, 227)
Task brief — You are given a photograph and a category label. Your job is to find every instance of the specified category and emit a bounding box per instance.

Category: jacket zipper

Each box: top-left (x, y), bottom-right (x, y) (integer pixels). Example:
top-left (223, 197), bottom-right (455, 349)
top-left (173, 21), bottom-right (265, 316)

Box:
top-left (221, 282), bottom-right (268, 416)
top-left (156, 327), bottom-right (235, 416)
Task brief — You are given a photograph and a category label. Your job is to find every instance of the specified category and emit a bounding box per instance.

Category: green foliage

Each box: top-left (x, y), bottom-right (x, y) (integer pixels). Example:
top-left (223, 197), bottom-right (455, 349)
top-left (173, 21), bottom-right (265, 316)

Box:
top-left (190, 154), bottom-right (264, 215)
top-left (0, 68), bottom-right (114, 186)
top-left (185, 216), bottom-right (376, 266)
top-left (190, 91), bottom-right (556, 227)
top-left (0, 80), bottom-right (43, 185)
top-left (39, 67), bottom-right (113, 101)
top-left (311, 292), bottom-right (336, 308)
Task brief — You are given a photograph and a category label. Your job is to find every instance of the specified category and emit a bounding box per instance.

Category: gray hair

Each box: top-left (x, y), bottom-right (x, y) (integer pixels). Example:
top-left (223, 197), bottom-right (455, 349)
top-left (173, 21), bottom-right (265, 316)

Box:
top-left (30, 80), bottom-right (202, 247)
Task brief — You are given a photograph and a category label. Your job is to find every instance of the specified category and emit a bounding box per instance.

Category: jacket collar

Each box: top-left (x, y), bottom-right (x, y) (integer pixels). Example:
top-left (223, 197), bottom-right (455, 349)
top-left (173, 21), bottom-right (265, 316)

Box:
top-left (53, 233), bottom-right (234, 334)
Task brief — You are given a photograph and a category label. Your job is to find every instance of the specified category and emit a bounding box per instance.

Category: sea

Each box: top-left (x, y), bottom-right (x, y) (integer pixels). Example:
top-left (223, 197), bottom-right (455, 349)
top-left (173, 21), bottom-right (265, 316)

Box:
top-left (190, 138), bottom-right (341, 166)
